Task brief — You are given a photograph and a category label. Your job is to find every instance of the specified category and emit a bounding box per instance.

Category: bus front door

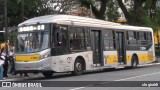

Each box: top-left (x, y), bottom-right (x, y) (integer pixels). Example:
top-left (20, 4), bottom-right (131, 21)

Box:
top-left (116, 32), bottom-right (126, 64)
top-left (91, 30), bottom-right (102, 66)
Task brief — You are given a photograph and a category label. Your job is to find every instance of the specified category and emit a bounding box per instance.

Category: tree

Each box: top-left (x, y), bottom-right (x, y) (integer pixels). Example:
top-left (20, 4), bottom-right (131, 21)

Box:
top-left (0, 0), bottom-right (57, 44)
top-left (106, 0), bottom-right (120, 22)
top-left (116, 0), bottom-right (160, 30)
top-left (77, 0), bottom-right (120, 21)
top-left (0, 0), bottom-right (4, 30)
top-left (78, 0), bottom-right (108, 20)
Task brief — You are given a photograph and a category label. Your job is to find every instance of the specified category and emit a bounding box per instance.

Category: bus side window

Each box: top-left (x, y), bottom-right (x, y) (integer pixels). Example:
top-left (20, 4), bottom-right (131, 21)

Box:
top-left (55, 27), bottom-right (67, 47)
top-left (69, 27), bottom-right (86, 50)
top-left (84, 27), bottom-right (91, 50)
top-left (104, 30), bottom-right (115, 50)
top-left (51, 24), bottom-right (58, 48)
top-left (147, 32), bottom-right (152, 44)
top-left (148, 32), bottom-right (152, 41)
top-left (138, 32), bottom-right (147, 46)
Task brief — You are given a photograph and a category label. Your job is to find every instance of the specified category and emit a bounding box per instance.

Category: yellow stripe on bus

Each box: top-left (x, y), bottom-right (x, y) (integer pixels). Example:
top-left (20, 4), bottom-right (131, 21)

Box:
top-left (106, 55), bottom-right (118, 64)
top-left (137, 54), bottom-right (154, 62)
top-left (106, 54), bottom-right (154, 64)
top-left (15, 54), bottom-right (40, 62)
top-left (126, 54), bottom-right (154, 63)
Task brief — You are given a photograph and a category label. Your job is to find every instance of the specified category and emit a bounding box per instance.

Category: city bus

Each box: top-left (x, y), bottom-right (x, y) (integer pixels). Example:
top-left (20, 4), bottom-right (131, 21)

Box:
top-left (15, 15), bottom-right (155, 78)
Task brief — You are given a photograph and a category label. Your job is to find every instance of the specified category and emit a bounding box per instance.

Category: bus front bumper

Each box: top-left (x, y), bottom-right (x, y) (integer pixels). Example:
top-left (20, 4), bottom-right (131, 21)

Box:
top-left (15, 57), bottom-right (53, 73)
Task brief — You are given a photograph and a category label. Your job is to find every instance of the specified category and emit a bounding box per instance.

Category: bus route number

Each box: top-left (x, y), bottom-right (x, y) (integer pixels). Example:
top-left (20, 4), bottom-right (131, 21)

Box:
top-left (140, 47), bottom-right (146, 50)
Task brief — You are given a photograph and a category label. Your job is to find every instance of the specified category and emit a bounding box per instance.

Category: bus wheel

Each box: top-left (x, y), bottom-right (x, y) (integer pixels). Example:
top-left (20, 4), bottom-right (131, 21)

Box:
top-left (42, 71), bottom-right (54, 78)
top-left (131, 55), bottom-right (138, 68)
top-left (72, 58), bottom-right (83, 75)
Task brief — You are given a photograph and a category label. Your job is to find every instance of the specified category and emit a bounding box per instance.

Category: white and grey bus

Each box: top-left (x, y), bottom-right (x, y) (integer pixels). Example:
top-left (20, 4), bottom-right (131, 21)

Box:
top-left (15, 15), bottom-right (155, 77)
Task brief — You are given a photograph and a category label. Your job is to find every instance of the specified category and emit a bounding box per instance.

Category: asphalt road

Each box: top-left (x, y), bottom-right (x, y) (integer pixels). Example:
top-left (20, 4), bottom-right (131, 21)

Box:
top-left (1, 63), bottom-right (160, 90)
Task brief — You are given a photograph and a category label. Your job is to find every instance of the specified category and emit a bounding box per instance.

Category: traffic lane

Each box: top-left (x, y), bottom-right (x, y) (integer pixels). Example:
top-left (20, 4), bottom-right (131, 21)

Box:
top-left (25, 64), bottom-right (160, 81)
top-left (69, 71), bottom-right (160, 90)
top-left (68, 65), bottom-right (160, 90)
top-left (115, 72), bottom-right (160, 81)
top-left (1, 64), bottom-right (160, 90)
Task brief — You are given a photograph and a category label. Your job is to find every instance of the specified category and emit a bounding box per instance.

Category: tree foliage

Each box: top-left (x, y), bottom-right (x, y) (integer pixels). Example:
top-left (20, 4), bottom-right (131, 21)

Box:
top-left (106, 0), bottom-right (120, 22)
top-left (117, 0), bottom-right (160, 30)
top-left (0, 0), bottom-right (159, 31)
top-left (77, 0), bottom-right (120, 21)
top-left (78, 0), bottom-right (108, 20)
top-left (0, 0), bottom-right (56, 43)
top-left (0, 0), bottom-right (4, 30)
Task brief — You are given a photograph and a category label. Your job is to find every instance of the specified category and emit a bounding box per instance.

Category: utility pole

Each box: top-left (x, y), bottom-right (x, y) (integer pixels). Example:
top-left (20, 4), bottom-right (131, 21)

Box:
top-left (157, 30), bottom-right (160, 49)
top-left (69, 0), bottom-right (71, 15)
top-left (90, 5), bottom-right (93, 18)
top-left (21, 0), bottom-right (24, 21)
top-left (4, 0), bottom-right (8, 55)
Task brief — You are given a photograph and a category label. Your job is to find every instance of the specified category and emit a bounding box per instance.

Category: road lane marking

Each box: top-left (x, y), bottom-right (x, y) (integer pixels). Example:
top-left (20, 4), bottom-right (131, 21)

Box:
top-left (69, 70), bottom-right (160, 90)
top-left (138, 62), bottom-right (160, 67)
top-left (69, 87), bottom-right (86, 90)
top-left (114, 71), bottom-right (160, 81)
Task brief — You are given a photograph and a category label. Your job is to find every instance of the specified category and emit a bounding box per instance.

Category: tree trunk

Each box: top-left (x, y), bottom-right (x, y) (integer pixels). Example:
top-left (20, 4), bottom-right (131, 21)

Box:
top-left (78, 0), bottom-right (108, 20)
top-left (116, 0), bottom-right (131, 22)
top-left (134, 0), bottom-right (143, 25)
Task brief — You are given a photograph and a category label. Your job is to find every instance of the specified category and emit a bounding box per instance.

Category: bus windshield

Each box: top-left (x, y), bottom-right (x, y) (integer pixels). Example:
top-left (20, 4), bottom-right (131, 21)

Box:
top-left (16, 31), bottom-right (49, 53)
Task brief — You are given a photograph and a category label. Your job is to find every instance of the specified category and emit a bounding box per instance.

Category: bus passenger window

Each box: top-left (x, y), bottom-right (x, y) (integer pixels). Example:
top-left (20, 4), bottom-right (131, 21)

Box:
top-left (144, 32), bottom-right (147, 40)
top-left (127, 31), bottom-right (137, 45)
top-left (128, 31), bottom-right (136, 40)
top-left (56, 29), bottom-right (66, 47)
top-left (69, 27), bottom-right (86, 51)
top-left (103, 30), bottom-right (115, 50)
top-left (147, 32), bottom-right (152, 44)
top-left (139, 32), bottom-right (145, 40)
top-left (147, 32), bottom-right (152, 41)
top-left (55, 26), bottom-right (67, 47)
top-left (138, 32), bottom-right (147, 45)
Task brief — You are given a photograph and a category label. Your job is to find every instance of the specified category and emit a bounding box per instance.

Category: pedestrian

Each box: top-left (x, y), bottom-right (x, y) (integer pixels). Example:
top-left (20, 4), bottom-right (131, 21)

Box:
top-left (9, 56), bottom-right (15, 75)
top-left (1, 48), bottom-right (9, 78)
top-left (0, 48), bottom-right (5, 80)
top-left (9, 49), bottom-right (16, 75)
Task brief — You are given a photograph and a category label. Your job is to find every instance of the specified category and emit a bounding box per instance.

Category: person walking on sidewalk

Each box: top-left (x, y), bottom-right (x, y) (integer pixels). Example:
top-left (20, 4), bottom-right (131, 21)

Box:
top-left (2, 48), bottom-right (9, 78)
top-left (9, 49), bottom-right (16, 75)
top-left (0, 48), bottom-right (5, 80)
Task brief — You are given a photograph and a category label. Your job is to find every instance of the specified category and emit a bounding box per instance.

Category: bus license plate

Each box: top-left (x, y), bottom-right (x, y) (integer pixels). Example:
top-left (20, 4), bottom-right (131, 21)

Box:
top-left (24, 67), bottom-right (30, 70)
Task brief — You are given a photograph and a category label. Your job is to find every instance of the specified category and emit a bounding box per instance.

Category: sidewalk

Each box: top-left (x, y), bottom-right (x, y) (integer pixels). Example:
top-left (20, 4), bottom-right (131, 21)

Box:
top-left (155, 56), bottom-right (160, 63)
top-left (0, 73), bottom-right (37, 81)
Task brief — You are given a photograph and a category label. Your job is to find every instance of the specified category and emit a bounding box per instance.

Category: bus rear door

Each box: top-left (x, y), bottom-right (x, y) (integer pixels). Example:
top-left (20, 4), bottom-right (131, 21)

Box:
top-left (91, 30), bottom-right (103, 66)
top-left (116, 32), bottom-right (126, 65)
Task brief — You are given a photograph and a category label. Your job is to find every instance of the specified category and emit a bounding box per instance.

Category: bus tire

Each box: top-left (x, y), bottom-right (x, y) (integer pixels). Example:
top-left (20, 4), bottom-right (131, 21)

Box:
top-left (131, 55), bottom-right (138, 68)
top-left (42, 71), bottom-right (54, 78)
top-left (72, 58), bottom-right (83, 76)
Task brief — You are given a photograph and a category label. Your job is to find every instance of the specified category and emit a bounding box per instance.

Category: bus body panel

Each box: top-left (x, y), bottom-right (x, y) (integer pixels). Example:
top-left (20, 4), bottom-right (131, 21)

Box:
top-left (50, 51), bottom-right (93, 72)
top-left (15, 51), bottom-right (93, 72)
top-left (15, 57), bottom-right (52, 71)
top-left (125, 44), bottom-right (155, 66)
top-left (103, 51), bottom-right (119, 68)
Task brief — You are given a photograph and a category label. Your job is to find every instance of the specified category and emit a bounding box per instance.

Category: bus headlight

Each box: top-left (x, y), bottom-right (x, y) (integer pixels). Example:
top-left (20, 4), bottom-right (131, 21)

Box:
top-left (40, 52), bottom-right (50, 59)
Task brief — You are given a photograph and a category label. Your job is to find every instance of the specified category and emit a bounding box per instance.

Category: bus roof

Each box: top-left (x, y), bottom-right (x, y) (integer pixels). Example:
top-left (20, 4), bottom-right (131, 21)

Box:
top-left (18, 15), bottom-right (153, 32)
top-left (0, 31), bottom-right (5, 33)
